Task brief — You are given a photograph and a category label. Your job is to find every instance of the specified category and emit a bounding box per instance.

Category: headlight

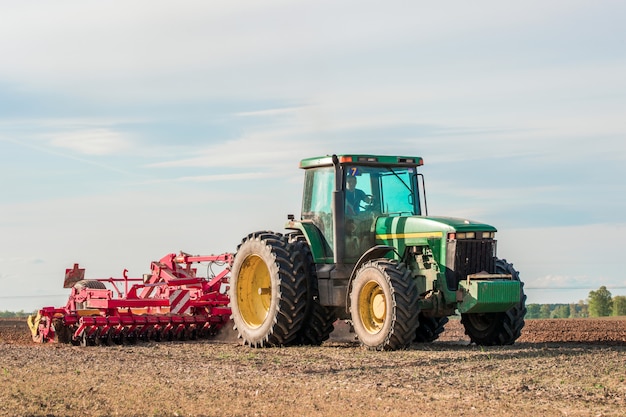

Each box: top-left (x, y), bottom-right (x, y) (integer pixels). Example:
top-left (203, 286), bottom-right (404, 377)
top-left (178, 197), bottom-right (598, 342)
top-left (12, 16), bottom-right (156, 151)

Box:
top-left (449, 231), bottom-right (494, 240)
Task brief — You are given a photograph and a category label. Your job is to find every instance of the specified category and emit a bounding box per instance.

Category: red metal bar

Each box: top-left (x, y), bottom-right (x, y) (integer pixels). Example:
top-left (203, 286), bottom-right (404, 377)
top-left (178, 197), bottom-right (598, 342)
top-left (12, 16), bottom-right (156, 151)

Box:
top-left (88, 298), bottom-right (171, 309)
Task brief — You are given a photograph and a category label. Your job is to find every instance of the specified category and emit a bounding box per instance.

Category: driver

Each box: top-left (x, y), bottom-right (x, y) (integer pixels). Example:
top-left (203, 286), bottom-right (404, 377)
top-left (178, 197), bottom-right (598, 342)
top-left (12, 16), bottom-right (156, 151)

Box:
top-left (345, 175), bottom-right (371, 214)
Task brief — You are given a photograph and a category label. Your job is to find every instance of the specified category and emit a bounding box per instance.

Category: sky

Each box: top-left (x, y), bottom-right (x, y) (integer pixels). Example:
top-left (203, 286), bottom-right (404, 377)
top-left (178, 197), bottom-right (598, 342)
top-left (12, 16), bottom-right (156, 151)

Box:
top-left (1, 0), bottom-right (625, 311)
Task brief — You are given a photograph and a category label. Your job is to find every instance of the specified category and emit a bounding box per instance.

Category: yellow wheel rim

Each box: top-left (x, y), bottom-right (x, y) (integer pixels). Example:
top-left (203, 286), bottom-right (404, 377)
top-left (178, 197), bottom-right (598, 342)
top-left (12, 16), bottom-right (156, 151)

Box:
top-left (237, 254), bottom-right (271, 328)
top-left (358, 280), bottom-right (386, 334)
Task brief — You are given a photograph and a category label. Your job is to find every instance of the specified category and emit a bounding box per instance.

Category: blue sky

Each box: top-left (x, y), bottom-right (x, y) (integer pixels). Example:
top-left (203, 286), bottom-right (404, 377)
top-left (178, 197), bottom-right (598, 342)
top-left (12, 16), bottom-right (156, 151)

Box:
top-left (1, 0), bottom-right (625, 311)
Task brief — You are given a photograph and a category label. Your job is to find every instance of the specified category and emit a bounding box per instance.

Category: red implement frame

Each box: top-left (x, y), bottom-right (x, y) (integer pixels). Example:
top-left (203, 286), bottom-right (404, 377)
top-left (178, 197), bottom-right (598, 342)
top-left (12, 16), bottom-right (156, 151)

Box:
top-left (28, 252), bottom-right (233, 345)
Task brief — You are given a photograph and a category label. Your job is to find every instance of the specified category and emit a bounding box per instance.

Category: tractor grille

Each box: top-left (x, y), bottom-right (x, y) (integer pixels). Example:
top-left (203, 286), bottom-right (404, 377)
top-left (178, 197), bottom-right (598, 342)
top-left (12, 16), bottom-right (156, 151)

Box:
top-left (445, 239), bottom-right (496, 290)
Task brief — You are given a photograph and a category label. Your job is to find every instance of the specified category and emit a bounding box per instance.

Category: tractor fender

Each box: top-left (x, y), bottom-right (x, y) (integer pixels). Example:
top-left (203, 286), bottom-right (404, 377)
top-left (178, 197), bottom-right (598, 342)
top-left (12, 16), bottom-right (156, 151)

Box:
top-left (345, 245), bottom-right (398, 312)
top-left (285, 219), bottom-right (333, 263)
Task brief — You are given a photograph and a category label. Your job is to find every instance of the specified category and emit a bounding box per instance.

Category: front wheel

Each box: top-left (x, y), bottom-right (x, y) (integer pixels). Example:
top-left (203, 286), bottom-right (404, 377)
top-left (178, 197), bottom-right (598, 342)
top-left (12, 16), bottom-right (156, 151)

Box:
top-left (349, 259), bottom-right (419, 350)
top-left (460, 259), bottom-right (527, 345)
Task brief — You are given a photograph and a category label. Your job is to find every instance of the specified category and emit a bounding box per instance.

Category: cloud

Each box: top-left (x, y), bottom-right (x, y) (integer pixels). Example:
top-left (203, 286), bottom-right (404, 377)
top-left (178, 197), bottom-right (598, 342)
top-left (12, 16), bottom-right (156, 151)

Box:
top-left (235, 106), bottom-right (308, 118)
top-left (525, 274), bottom-right (594, 290)
top-left (159, 172), bottom-right (278, 183)
top-left (144, 110), bottom-right (338, 171)
top-left (146, 139), bottom-right (296, 170)
top-left (0, 117), bottom-right (138, 156)
top-left (2, 133), bottom-right (137, 177)
top-left (1, 0), bottom-right (617, 103)
top-left (0, 256), bottom-right (45, 266)
top-left (44, 128), bottom-right (131, 155)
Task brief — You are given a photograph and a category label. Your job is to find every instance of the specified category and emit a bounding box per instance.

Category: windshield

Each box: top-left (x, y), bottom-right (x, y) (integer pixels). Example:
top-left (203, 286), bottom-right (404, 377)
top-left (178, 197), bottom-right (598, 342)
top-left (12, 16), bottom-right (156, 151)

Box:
top-left (345, 165), bottom-right (421, 215)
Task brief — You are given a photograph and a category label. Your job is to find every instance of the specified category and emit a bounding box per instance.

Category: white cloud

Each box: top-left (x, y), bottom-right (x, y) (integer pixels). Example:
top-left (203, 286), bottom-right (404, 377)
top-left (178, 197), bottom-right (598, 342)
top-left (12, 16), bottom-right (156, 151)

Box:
top-left (45, 128), bottom-right (131, 155)
top-left (0, 0), bottom-right (614, 102)
top-left (525, 274), bottom-right (594, 290)
top-left (145, 119), bottom-right (337, 170)
top-left (172, 172), bottom-right (278, 183)
top-left (236, 106), bottom-right (308, 118)
top-left (0, 118), bottom-right (138, 156)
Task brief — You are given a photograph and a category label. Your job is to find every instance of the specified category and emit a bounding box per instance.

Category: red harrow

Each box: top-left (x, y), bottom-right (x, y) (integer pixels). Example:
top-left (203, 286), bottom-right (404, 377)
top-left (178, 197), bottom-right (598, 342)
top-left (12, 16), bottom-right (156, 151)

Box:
top-left (27, 252), bottom-right (233, 346)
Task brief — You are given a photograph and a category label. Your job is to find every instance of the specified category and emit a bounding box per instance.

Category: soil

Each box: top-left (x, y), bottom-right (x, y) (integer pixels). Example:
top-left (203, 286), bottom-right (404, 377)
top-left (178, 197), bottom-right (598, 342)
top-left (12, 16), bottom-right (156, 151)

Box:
top-left (1, 317), bottom-right (624, 417)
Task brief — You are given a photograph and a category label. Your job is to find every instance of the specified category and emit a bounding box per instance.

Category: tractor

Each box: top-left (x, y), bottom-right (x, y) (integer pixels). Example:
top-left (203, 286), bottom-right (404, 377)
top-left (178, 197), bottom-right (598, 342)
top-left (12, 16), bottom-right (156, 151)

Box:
top-left (229, 154), bottom-right (526, 350)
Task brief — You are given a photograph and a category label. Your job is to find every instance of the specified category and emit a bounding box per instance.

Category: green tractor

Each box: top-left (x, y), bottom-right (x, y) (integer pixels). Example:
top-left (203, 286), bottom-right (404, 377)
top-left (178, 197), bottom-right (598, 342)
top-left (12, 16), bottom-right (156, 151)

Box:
top-left (229, 154), bottom-right (526, 350)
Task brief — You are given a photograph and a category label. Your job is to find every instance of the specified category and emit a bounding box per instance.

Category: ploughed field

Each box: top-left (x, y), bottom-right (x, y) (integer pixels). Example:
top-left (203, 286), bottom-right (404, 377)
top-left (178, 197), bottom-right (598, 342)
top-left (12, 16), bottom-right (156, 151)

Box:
top-left (1, 318), bottom-right (624, 416)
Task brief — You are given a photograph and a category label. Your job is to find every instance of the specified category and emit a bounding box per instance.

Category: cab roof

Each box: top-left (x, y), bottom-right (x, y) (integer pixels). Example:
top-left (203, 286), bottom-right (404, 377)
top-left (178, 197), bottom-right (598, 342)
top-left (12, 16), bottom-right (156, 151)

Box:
top-left (299, 154), bottom-right (424, 169)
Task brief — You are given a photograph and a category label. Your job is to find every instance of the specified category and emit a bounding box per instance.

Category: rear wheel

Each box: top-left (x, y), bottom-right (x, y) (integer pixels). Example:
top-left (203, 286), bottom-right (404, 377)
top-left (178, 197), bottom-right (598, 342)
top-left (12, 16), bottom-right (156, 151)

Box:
top-left (229, 231), bottom-right (307, 347)
top-left (349, 259), bottom-right (419, 350)
top-left (460, 259), bottom-right (527, 345)
top-left (288, 234), bottom-right (335, 345)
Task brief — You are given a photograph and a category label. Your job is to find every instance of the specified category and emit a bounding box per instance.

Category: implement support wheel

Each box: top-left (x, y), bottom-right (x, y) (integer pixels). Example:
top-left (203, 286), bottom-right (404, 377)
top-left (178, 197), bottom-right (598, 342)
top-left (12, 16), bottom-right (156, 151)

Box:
top-left (73, 280), bottom-right (107, 310)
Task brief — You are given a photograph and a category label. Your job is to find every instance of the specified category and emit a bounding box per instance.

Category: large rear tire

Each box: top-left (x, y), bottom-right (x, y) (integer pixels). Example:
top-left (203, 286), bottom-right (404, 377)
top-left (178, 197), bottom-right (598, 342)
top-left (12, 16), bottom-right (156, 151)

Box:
top-left (288, 234), bottom-right (335, 345)
top-left (349, 259), bottom-right (419, 350)
top-left (229, 231), bottom-right (307, 347)
top-left (460, 259), bottom-right (527, 345)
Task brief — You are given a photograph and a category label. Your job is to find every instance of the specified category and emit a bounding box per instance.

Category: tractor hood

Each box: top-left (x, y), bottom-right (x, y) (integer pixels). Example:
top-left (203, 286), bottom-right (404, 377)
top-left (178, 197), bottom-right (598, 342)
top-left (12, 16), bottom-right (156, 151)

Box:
top-left (375, 215), bottom-right (497, 247)
top-left (418, 216), bottom-right (497, 232)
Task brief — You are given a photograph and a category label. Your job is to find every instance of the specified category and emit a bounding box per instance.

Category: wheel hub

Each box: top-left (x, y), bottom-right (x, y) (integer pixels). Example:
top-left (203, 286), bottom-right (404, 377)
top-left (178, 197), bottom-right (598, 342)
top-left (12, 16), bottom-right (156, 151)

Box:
top-left (237, 254), bottom-right (271, 328)
top-left (358, 281), bottom-right (387, 334)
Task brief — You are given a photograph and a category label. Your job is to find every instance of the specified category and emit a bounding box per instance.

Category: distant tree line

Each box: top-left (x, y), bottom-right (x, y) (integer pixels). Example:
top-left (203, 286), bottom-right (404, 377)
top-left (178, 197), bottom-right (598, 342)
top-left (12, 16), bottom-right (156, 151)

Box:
top-left (526, 286), bottom-right (626, 319)
top-left (0, 310), bottom-right (34, 318)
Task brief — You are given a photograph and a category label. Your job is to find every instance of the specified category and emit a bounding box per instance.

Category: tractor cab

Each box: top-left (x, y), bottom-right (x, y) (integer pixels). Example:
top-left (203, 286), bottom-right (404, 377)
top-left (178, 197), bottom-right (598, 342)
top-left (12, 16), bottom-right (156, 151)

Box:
top-left (296, 154), bottom-right (426, 264)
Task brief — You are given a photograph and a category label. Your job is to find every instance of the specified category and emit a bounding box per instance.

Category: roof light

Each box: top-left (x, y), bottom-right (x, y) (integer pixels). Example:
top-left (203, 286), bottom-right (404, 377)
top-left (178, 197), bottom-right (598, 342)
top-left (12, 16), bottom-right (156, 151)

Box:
top-left (338, 156), bottom-right (353, 163)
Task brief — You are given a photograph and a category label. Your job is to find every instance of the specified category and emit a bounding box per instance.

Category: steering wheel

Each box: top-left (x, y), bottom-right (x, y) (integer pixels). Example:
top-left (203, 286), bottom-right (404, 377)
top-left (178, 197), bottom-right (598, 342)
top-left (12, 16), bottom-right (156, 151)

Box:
top-left (359, 195), bottom-right (375, 212)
